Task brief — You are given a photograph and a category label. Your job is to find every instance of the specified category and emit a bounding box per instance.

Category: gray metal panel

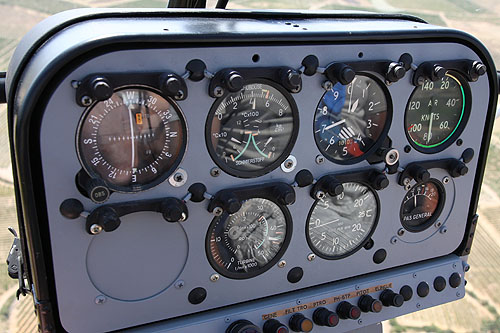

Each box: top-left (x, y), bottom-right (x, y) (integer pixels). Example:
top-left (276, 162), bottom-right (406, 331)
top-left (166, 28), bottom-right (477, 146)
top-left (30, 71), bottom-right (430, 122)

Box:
top-left (36, 36), bottom-right (488, 332)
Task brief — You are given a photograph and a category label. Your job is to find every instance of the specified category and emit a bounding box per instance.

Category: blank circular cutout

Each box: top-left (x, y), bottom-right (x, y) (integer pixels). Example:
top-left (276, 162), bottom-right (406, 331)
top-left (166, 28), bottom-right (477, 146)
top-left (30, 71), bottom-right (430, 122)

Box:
top-left (86, 212), bottom-right (188, 301)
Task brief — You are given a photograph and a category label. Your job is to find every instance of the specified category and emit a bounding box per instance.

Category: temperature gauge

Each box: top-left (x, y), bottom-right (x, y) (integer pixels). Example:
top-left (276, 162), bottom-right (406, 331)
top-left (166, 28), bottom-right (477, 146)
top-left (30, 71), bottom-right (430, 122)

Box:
top-left (400, 179), bottom-right (445, 232)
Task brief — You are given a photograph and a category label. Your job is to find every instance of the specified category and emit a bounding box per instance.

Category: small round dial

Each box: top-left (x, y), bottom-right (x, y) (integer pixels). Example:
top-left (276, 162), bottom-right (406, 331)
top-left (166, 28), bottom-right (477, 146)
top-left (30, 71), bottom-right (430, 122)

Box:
top-left (206, 80), bottom-right (299, 178)
top-left (400, 179), bottom-right (445, 232)
top-left (405, 72), bottom-right (470, 152)
top-left (314, 74), bottom-right (391, 164)
top-left (306, 182), bottom-right (379, 259)
top-left (206, 198), bottom-right (291, 279)
top-left (77, 87), bottom-right (186, 192)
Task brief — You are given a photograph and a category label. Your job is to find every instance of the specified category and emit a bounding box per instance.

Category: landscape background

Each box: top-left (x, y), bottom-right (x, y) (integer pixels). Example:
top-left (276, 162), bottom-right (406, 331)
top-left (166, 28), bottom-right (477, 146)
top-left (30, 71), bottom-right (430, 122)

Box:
top-left (0, 0), bottom-right (499, 332)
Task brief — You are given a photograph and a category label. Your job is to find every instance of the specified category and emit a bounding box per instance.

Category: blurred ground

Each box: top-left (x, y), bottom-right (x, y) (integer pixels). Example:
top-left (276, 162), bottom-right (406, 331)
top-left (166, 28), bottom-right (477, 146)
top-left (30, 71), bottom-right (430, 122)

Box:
top-left (0, 0), bottom-right (499, 332)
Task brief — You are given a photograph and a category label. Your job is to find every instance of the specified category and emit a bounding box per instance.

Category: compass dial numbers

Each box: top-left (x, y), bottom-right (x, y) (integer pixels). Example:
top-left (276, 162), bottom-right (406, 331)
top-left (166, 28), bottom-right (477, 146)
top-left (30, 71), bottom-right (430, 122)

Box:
top-left (306, 182), bottom-right (379, 259)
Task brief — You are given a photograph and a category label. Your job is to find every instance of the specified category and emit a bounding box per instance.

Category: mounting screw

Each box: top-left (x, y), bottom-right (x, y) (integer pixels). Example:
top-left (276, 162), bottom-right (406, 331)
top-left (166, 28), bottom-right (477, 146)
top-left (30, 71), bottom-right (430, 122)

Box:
top-left (281, 155), bottom-right (297, 173)
top-left (385, 149), bottom-right (400, 166)
top-left (213, 207), bottom-right (223, 216)
top-left (315, 191), bottom-right (326, 200)
top-left (213, 86), bottom-right (224, 97)
top-left (71, 80), bottom-right (81, 89)
top-left (210, 273), bottom-right (220, 282)
top-left (90, 224), bottom-right (103, 235)
top-left (81, 96), bottom-right (93, 106)
top-left (442, 176), bottom-right (450, 184)
top-left (278, 260), bottom-right (286, 268)
top-left (95, 295), bottom-right (106, 304)
top-left (440, 226), bottom-right (448, 234)
top-left (404, 184), bottom-right (411, 190)
top-left (413, 273), bottom-right (418, 278)
top-left (315, 155), bottom-right (325, 165)
top-left (390, 236), bottom-right (398, 244)
top-left (224, 317), bottom-right (231, 323)
top-left (322, 80), bottom-right (333, 91)
top-left (210, 167), bottom-right (221, 177)
top-left (169, 168), bottom-right (187, 187)
top-left (355, 285), bottom-right (360, 290)
top-left (307, 253), bottom-right (316, 261)
top-left (416, 303), bottom-right (421, 309)
top-left (296, 299), bottom-right (302, 305)
top-left (453, 263), bottom-right (458, 269)
top-left (358, 319), bottom-right (363, 325)
top-left (456, 292), bottom-right (462, 297)
top-left (397, 228), bottom-right (405, 236)
top-left (403, 177), bottom-right (411, 186)
top-left (434, 220), bottom-right (442, 228)
top-left (174, 280), bottom-right (185, 289)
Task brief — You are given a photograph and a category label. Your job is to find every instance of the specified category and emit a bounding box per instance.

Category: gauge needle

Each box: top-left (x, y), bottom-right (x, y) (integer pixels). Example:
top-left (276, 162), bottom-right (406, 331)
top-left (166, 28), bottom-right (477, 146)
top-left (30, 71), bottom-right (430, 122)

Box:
top-left (414, 194), bottom-right (417, 208)
top-left (230, 137), bottom-right (242, 144)
top-left (324, 119), bottom-right (346, 131)
top-left (349, 98), bottom-right (359, 113)
top-left (126, 104), bottom-right (136, 169)
top-left (427, 112), bottom-right (434, 144)
top-left (264, 137), bottom-right (273, 147)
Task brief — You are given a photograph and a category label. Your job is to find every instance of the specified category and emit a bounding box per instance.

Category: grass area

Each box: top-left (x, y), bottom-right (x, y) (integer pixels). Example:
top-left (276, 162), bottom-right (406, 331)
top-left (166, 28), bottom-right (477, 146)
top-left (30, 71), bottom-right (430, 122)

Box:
top-left (0, 0), bottom-right (80, 14)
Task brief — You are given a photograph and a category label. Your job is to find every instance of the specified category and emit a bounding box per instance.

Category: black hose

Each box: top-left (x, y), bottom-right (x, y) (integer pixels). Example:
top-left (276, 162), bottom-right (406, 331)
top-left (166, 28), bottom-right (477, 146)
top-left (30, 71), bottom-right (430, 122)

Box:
top-left (216, 0), bottom-right (229, 9)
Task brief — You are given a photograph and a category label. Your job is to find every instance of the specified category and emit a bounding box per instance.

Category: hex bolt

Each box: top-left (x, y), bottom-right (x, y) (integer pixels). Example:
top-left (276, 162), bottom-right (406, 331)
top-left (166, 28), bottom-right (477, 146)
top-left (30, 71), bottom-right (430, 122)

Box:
top-left (95, 295), bottom-right (106, 304)
top-left (174, 280), bottom-right (185, 289)
top-left (90, 224), bottom-right (103, 235)
top-left (307, 253), bottom-right (316, 261)
top-left (442, 176), bottom-right (450, 185)
top-left (278, 260), bottom-right (286, 268)
top-left (210, 167), bottom-right (221, 177)
top-left (322, 80), bottom-right (333, 91)
top-left (315, 155), bottom-right (325, 165)
top-left (315, 191), bottom-right (326, 200)
top-left (213, 86), bottom-right (224, 97)
top-left (391, 236), bottom-right (398, 244)
top-left (213, 207), bottom-right (223, 216)
top-left (210, 273), bottom-right (220, 282)
top-left (81, 96), bottom-right (93, 106)
top-left (397, 228), bottom-right (405, 236)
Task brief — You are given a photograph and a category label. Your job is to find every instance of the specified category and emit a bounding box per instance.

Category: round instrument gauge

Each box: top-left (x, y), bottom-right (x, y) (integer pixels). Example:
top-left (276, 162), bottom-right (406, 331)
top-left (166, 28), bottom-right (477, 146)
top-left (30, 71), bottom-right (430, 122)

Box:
top-left (306, 182), bottom-right (379, 260)
top-left (206, 80), bottom-right (299, 178)
top-left (400, 179), bottom-right (445, 232)
top-left (405, 72), bottom-right (470, 152)
top-left (77, 87), bottom-right (187, 192)
top-left (314, 74), bottom-right (391, 164)
top-left (206, 198), bottom-right (292, 279)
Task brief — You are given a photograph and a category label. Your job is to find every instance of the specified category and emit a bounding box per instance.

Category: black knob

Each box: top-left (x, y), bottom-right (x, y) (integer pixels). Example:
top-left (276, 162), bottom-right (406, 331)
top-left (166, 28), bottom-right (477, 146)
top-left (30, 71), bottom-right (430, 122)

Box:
top-left (188, 183), bottom-right (207, 203)
top-left (301, 55), bottom-right (319, 76)
top-left (294, 169), bottom-right (314, 188)
top-left (358, 295), bottom-right (383, 313)
top-left (186, 59), bottom-right (207, 82)
top-left (409, 165), bottom-right (430, 183)
top-left (289, 314), bottom-right (313, 332)
top-left (325, 63), bottom-right (355, 85)
top-left (399, 285), bottom-right (413, 301)
top-left (77, 171), bottom-right (110, 203)
top-left (338, 66), bottom-right (355, 85)
top-left (161, 76), bottom-right (181, 96)
top-left (449, 272), bottom-right (462, 288)
top-left (379, 289), bottom-right (404, 307)
top-left (386, 62), bottom-right (406, 82)
top-left (461, 148), bottom-right (474, 163)
top-left (263, 319), bottom-right (289, 333)
top-left (281, 69), bottom-right (302, 92)
top-left (313, 307), bottom-right (339, 327)
top-left (219, 192), bottom-right (242, 214)
top-left (59, 198), bottom-right (84, 219)
top-left (433, 65), bottom-right (446, 80)
top-left (434, 276), bottom-right (446, 292)
top-left (225, 71), bottom-right (244, 92)
top-left (90, 206), bottom-right (120, 233)
top-left (321, 176), bottom-right (343, 196)
top-left (227, 320), bottom-right (262, 333)
top-left (337, 301), bottom-right (361, 320)
top-left (470, 61), bottom-right (486, 77)
top-left (371, 172), bottom-right (389, 190)
top-left (449, 160), bottom-right (468, 177)
top-left (160, 198), bottom-right (186, 222)
top-left (90, 77), bottom-right (113, 101)
top-left (417, 282), bottom-right (430, 297)
top-left (273, 183), bottom-right (295, 206)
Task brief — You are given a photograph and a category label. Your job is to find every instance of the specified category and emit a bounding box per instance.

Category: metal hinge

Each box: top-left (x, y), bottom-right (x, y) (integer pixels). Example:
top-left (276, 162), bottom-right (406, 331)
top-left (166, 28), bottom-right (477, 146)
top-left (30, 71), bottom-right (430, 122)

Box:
top-left (6, 227), bottom-right (30, 299)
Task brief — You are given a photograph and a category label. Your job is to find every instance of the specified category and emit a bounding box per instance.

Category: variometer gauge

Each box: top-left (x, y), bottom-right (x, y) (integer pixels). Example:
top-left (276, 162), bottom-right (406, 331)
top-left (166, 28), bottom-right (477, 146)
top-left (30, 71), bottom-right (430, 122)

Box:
top-left (306, 182), bottom-right (379, 260)
top-left (206, 80), bottom-right (299, 178)
top-left (405, 72), bottom-right (471, 153)
top-left (206, 198), bottom-right (292, 279)
top-left (77, 86), bottom-right (187, 192)
top-left (314, 74), bottom-right (391, 164)
top-left (400, 179), bottom-right (445, 232)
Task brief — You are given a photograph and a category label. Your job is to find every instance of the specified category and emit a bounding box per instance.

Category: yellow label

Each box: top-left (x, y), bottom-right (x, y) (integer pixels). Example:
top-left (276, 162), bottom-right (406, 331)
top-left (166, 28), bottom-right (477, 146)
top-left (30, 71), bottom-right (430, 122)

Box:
top-left (135, 113), bottom-right (143, 125)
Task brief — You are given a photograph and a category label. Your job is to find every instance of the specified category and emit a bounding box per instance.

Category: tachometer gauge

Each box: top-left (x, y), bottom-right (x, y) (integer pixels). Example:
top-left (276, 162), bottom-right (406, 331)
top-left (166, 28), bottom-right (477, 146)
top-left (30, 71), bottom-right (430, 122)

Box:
top-left (314, 74), bottom-right (391, 164)
top-left (206, 198), bottom-right (292, 279)
top-left (77, 87), bottom-right (187, 192)
top-left (400, 179), bottom-right (445, 232)
top-left (405, 72), bottom-right (470, 152)
top-left (206, 80), bottom-right (299, 178)
top-left (306, 182), bottom-right (379, 260)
